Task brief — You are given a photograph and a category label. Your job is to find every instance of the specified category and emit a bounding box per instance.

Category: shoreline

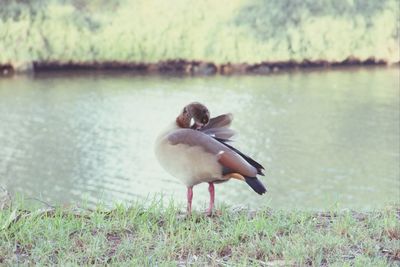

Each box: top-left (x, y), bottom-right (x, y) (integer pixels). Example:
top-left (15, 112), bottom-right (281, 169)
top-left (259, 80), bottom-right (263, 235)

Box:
top-left (1, 58), bottom-right (398, 77)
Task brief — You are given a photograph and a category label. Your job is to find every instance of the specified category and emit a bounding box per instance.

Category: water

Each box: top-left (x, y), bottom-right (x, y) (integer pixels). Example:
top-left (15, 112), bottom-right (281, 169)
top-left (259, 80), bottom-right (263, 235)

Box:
top-left (0, 68), bottom-right (399, 210)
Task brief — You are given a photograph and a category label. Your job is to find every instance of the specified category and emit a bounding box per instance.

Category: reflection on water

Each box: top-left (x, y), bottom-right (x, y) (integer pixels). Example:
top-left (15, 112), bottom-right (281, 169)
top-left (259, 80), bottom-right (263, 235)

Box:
top-left (0, 68), bottom-right (399, 210)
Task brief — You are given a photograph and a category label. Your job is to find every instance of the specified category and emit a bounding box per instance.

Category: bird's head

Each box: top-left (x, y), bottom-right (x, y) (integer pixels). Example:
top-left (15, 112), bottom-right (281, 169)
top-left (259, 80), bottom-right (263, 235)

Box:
top-left (176, 102), bottom-right (210, 129)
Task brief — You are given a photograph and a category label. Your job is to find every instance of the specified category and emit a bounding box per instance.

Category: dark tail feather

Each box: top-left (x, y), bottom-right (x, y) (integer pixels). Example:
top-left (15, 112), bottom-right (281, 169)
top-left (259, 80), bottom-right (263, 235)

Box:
top-left (245, 177), bottom-right (267, 195)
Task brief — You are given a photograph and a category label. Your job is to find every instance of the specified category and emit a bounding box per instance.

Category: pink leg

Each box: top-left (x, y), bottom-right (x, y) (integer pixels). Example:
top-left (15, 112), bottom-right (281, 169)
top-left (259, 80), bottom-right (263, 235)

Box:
top-left (207, 182), bottom-right (215, 216)
top-left (187, 186), bottom-right (193, 214)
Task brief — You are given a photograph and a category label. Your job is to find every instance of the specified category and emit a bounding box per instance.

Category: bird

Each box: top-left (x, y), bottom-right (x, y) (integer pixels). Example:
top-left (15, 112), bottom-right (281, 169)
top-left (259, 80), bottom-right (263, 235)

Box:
top-left (155, 102), bottom-right (266, 215)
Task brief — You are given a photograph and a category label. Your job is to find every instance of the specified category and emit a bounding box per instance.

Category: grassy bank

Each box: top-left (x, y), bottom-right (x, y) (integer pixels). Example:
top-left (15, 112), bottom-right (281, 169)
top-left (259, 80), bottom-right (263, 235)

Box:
top-left (0, 198), bottom-right (399, 266)
top-left (0, 0), bottom-right (399, 72)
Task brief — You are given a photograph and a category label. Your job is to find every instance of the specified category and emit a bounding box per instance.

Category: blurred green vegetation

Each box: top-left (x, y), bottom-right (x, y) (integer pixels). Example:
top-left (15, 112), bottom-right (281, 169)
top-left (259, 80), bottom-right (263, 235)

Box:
top-left (0, 0), bottom-right (399, 66)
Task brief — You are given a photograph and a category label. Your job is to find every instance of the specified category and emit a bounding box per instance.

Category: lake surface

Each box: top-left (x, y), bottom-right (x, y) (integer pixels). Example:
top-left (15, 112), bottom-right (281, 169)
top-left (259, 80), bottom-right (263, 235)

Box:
top-left (0, 68), bottom-right (399, 210)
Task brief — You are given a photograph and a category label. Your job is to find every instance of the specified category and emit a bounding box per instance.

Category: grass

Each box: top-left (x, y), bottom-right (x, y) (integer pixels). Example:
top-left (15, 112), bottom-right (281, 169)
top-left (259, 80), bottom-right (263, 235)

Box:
top-left (0, 196), bottom-right (399, 266)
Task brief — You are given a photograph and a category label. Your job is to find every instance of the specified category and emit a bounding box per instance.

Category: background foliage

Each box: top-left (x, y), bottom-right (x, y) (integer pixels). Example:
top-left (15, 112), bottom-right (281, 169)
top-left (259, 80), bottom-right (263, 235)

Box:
top-left (0, 0), bottom-right (399, 65)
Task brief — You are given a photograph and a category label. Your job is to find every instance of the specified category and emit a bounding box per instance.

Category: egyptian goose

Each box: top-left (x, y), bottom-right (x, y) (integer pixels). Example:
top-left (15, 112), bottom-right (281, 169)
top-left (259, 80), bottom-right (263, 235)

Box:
top-left (155, 102), bottom-right (266, 215)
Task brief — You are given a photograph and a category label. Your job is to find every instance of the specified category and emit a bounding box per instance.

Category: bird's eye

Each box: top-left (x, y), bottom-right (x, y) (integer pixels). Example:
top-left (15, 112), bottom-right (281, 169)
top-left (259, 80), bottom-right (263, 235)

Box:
top-left (183, 108), bottom-right (187, 114)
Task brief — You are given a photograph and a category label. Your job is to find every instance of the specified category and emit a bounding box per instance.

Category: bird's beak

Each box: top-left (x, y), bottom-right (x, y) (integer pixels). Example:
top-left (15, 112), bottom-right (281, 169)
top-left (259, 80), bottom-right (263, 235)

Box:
top-left (193, 122), bottom-right (203, 130)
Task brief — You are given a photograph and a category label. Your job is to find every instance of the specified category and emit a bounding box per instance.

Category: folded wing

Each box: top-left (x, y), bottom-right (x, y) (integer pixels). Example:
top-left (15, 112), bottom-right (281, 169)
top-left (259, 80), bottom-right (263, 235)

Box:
top-left (167, 129), bottom-right (257, 177)
top-left (200, 113), bottom-right (265, 175)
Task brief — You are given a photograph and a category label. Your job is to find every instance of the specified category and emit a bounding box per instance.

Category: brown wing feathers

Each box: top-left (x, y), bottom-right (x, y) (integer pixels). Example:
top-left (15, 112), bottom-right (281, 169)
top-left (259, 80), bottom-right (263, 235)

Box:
top-left (203, 113), bottom-right (267, 194)
top-left (216, 140), bottom-right (265, 176)
top-left (200, 113), bottom-right (265, 175)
